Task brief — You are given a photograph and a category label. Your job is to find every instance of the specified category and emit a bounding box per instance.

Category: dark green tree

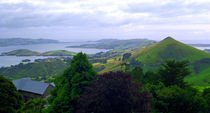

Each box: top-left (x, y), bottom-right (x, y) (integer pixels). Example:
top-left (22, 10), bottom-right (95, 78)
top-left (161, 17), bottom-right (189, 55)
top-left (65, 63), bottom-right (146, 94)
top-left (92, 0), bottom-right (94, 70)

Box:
top-left (0, 75), bottom-right (23, 113)
top-left (154, 86), bottom-right (208, 113)
top-left (202, 88), bottom-right (210, 111)
top-left (131, 66), bottom-right (144, 82)
top-left (47, 52), bottom-right (96, 113)
top-left (158, 60), bottom-right (191, 87)
top-left (17, 98), bottom-right (47, 113)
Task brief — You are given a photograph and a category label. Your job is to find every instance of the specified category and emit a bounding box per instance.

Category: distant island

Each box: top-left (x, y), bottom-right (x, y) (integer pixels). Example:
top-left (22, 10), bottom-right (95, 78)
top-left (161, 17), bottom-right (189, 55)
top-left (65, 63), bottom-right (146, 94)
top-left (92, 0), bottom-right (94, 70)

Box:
top-left (0, 38), bottom-right (59, 47)
top-left (1, 49), bottom-right (76, 56)
top-left (67, 39), bottom-right (156, 51)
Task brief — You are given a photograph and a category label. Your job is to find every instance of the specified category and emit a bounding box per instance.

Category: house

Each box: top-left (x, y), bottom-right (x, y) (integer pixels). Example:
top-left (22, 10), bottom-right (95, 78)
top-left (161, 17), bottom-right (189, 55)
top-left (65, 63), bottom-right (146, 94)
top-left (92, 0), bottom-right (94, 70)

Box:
top-left (13, 78), bottom-right (54, 101)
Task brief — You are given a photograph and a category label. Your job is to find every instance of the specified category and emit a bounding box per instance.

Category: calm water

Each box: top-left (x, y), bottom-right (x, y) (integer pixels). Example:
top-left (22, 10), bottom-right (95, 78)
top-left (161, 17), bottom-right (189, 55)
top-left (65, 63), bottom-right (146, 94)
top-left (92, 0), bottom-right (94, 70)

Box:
top-left (194, 46), bottom-right (210, 50)
top-left (0, 42), bottom-right (108, 67)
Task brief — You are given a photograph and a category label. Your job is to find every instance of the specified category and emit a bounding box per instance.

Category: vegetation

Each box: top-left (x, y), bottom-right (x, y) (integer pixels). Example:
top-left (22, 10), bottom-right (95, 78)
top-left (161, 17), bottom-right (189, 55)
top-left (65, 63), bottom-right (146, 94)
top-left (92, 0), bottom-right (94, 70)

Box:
top-left (17, 98), bottom-right (47, 113)
top-left (47, 52), bottom-right (96, 113)
top-left (0, 75), bottom-right (23, 113)
top-left (158, 60), bottom-right (190, 88)
top-left (0, 58), bottom-right (71, 82)
top-left (153, 86), bottom-right (208, 113)
top-left (0, 38), bottom-right (58, 47)
top-left (77, 71), bottom-right (152, 113)
top-left (68, 39), bottom-right (155, 51)
top-left (1, 49), bottom-right (76, 56)
top-left (1, 49), bottom-right (40, 56)
top-left (132, 37), bottom-right (210, 64)
top-left (41, 50), bottom-right (76, 56)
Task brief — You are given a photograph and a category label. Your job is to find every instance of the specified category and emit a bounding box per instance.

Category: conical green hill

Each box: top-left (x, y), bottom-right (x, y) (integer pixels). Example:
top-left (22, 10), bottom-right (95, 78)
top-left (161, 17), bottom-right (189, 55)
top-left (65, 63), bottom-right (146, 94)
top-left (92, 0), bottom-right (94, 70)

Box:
top-left (132, 37), bottom-right (210, 64)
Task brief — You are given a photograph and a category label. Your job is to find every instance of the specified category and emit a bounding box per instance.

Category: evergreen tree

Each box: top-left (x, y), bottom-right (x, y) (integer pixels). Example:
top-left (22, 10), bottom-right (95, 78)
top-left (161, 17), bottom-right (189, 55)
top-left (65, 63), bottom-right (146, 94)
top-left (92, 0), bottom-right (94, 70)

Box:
top-left (158, 60), bottom-right (191, 87)
top-left (47, 52), bottom-right (96, 113)
top-left (0, 75), bottom-right (23, 113)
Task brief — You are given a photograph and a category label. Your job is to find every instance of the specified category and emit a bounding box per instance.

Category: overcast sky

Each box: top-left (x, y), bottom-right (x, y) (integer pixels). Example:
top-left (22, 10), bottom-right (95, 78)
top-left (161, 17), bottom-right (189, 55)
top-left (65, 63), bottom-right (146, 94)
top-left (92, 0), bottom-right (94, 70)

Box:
top-left (0, 0), bottom-right (210, 42)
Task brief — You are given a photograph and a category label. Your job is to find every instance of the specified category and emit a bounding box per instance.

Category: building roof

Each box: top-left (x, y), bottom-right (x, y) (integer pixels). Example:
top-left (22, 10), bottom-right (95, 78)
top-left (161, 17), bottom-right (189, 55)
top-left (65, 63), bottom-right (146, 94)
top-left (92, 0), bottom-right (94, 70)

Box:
top-left (13, 78), bottom-right (51, 95)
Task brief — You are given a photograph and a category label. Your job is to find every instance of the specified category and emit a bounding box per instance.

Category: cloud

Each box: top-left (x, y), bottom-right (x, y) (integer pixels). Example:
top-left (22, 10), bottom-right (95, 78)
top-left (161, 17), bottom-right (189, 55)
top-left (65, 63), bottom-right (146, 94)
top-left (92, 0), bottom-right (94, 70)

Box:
top-left (0, 0), bottom-right (210, 40)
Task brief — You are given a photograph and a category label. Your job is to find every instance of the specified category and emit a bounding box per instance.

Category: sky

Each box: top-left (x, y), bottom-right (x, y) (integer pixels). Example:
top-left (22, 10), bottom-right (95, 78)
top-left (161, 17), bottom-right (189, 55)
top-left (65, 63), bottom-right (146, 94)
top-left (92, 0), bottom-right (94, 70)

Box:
top-left (0, 0), bottom-right (210, 42)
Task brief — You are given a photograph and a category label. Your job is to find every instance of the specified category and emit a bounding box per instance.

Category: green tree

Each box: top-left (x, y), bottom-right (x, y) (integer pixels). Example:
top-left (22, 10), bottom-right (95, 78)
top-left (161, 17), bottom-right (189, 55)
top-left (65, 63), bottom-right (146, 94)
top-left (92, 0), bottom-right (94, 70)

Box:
top-left (153, 86), bottom-right (208, 113)
top-left (0, 75), bottom-right (23, 113)
top-left (47, 52), bottom-right (96, 113)
top-left (17, 98), bottom-right (47, 113)
top-left (131, 66), bottom-right (144, 82)
top-left (202, 88), bottom-right (210, 111)
top-left (158, 60), bottom-right (191, 87)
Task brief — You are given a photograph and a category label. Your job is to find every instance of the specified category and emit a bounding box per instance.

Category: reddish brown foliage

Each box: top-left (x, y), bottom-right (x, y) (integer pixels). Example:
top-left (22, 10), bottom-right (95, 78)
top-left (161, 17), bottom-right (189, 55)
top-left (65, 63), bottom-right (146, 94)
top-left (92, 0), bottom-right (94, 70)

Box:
top-left (77, 71), bottom-right (151, 113)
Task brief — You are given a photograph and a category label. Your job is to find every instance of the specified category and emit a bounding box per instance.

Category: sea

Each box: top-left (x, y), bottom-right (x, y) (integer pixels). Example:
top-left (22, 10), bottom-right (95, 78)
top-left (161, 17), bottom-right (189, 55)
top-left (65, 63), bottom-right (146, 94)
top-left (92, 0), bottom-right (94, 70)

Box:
top-left (0, 42), bottom-right (108, 67)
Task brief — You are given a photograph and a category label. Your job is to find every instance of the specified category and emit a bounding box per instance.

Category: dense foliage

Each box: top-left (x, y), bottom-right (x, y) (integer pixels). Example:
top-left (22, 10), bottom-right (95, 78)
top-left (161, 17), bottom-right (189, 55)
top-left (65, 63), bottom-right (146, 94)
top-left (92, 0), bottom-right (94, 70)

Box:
top-left (153, 86), bottom-right (208, 113)
top-left (17, 98), bottom-right (47, 113)
top-left (0, 58), bottom-right (71, 82)
top-left (0, 75), bottom-right (23, 113)
top-left (47, 52), bottom-right (96, 113)
top-left (158, 60), bottom-right (190, 88)
top-left (129, 60), bottom-right (209, 113)
top-left (77, 71), bottom-right (152, 113)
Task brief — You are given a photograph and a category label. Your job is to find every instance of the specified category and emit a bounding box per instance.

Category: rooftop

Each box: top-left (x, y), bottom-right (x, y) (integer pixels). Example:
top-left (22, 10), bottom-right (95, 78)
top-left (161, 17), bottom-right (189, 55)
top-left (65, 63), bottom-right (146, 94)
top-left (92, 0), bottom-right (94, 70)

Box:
top-left (13, 78), bottom-right (52, 95)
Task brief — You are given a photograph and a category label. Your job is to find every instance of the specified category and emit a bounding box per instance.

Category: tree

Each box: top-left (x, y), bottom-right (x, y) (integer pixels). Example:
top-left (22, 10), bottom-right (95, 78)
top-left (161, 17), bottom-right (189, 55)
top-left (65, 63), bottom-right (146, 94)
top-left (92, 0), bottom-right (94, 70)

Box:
top-left (77, 71), bottom-right (152, 113)
top-left (17, 98), bottom-right (47, 113)
top-left (153, 86), bottom-right (208, 113)
top-left (202, 88), bottom-right (210, 111)
top-left (122, 53), bottom-right (131, 61)
top-left (131, 66), bottom-right (144, 82)
top-left (158, 60), bottom-right (191, 87)
top-left (0, 75), bottom-right (23, 113)
top-left (47, 52), bottom-right (96, 113)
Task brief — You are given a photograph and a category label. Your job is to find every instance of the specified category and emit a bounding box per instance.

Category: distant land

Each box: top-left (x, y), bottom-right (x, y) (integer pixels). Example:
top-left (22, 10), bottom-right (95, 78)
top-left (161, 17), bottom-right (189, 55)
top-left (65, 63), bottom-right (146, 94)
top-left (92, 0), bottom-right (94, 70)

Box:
top-left (188, 44), bottom-right (210, 47)
top-left (1, 49), bottom-right (76, 56)
top-left (0, 38), bottom-right (59, 47)
top-left (68, 39), bottom-right (156, 51)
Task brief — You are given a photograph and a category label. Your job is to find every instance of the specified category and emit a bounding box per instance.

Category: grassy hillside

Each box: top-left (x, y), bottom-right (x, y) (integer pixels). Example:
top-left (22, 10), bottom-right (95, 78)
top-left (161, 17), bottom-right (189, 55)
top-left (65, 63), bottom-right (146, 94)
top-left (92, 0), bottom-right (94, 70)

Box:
top-left (132, 37), bottom-right (210, 64)
top-left (97, 37), bottom-right (210, 86)
top-left (41, 50), bottom-right (76, 56)
top-left (1, 49), bottom-right (40, 56)
top-left (0, 58), bottom-right (71, 82)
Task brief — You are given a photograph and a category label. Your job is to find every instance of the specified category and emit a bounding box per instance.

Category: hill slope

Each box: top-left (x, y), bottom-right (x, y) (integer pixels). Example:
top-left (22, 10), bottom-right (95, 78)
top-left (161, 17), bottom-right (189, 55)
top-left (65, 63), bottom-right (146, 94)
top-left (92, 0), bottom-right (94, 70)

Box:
top-left (132, 37), bottom-right (210, 64)
top-left (1, 49), bottom-right (40, 56)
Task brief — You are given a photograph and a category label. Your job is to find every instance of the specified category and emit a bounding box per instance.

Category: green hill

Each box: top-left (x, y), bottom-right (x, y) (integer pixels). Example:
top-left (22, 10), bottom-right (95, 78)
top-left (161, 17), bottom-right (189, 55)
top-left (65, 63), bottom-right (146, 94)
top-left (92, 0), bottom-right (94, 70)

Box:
top-left (132, 37), bottom-right (210, 64)
top-left (1, 49), bottom-right (40, 56)
top-left (1, 49), bottom-right (76, 56)
top-left (41, 50), bottom-right (76, 56)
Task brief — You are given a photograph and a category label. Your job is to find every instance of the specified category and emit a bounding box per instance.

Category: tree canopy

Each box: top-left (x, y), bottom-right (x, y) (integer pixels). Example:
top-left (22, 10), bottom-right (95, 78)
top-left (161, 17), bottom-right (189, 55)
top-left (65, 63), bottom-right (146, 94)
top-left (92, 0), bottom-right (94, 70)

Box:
top-left (0, 75), bottom-right (23, 113)
top-left (47, 52), bottom-right (96, 113)
top-left (77, 71), bottom-right (152, 113)
top-left (158, 60), bottom-right (191, 87)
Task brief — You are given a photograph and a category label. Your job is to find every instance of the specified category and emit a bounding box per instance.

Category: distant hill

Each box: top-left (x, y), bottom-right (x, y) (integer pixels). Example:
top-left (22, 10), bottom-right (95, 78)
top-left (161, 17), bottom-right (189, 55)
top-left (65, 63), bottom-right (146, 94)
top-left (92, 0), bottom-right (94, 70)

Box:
top-left (68, 39), bottom-right (156, 51)
top-left (97, 37), bottom-right (210, 86)
top-left (1, 49), bottom-right (40, 56)
top-left (41, 50), bottom-right (76, 56)
top-left (1, 49), bottom-right (76, 56)
top-left (132, 37), bottom-right (210, 64)
top-left (0, 38), bottom-right (59, 47)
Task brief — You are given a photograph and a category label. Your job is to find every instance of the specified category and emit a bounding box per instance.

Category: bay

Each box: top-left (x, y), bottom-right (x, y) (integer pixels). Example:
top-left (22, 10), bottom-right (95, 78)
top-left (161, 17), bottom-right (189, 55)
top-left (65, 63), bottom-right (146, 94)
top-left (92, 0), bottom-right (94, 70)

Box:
top-left (0, 42), bottom-right (108, 67)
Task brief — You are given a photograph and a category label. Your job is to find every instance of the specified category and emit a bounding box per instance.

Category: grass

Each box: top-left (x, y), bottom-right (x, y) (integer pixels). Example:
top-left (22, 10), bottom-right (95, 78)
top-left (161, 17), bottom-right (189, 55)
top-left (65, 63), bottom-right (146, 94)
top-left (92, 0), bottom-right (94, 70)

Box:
top-left (132, 37), bottom-right (210, 64)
